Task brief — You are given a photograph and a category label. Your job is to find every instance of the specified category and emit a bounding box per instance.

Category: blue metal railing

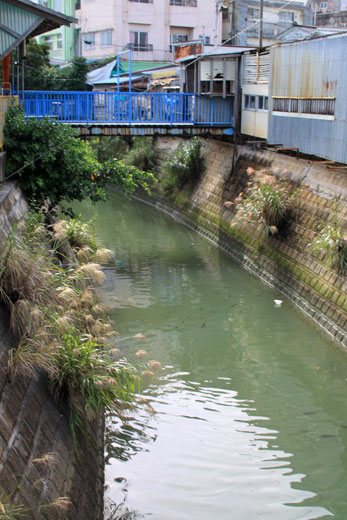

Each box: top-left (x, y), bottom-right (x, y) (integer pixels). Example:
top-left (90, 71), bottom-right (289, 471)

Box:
top-left (21, 91), bottom-right (233, 127)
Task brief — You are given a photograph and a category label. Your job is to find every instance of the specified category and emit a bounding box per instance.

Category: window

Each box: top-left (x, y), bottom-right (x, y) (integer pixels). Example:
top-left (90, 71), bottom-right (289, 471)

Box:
top-left (129, 31), bottom-right (151, 51)
top-left (129, 0), bottom-right (152, 2)
top-left (44, 35), bottom-right (53, 50)
top-left (57, 33), bottom-right (62, 49)
top-left (101, 29), bottom-right (112, 47)
top-left (247, 7), bottom-right (260, 19)
top-left (222, 7), bottom-right (229, 20)
top-left (171, 34), bottom-right (188, 44)
top-left (279, 11), bottom-right (295, 24)
top-left (53, 0), bottom-right (62, 11)
top-left (244, 94), bottom-right (256, 109)
top-left (320, 1), bottom-right (327, 7)
top-left (272, 97), bottom-right (335, 116)
top-left (258, 96), bottom-right (268, 110)
top-left (199, 35), bottom-right (211, 45)
top-left (170, 0), bottom-right (197, 6)
top-left (83, 32), bottom-right (95, 49)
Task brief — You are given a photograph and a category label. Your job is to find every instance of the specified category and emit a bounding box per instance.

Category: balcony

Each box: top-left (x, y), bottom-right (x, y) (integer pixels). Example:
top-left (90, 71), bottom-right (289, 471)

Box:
top-left (127, 43), bottom-right (154, 52)
top-left (169, 0), bottom-right (197, 6)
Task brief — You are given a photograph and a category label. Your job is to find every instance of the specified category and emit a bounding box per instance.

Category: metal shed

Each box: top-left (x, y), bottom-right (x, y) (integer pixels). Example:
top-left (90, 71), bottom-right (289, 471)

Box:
top-left (268, 32), bottom-right (347, 164)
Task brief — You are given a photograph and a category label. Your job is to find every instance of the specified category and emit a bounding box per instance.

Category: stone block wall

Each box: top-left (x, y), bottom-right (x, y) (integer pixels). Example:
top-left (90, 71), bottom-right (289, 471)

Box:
top-left (0, 183), bottom-right (104, 519)
top-left (147, 138), bottom-right (346, 347)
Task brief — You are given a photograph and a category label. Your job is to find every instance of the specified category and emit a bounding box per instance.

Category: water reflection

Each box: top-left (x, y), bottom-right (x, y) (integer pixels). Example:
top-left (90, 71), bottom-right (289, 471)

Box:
top-left (75, 192), bottom-right (347, 519)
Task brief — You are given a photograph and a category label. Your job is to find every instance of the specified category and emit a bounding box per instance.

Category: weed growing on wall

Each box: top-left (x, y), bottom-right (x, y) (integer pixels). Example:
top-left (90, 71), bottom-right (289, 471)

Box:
top-left (90, 136), bottom-right (129, 163)
top-left (0, 494), bottom-right (70, 520)
top-left (161, 137), bottom-right (205, 193)
top-left (231, 169), bottom-right (297, 238)
top-left (0, 211), bottom-right (137, 445)
top-left (124, 137), bottom-right (156, 171)
top-left (312, 218), bottom-right (346, 275)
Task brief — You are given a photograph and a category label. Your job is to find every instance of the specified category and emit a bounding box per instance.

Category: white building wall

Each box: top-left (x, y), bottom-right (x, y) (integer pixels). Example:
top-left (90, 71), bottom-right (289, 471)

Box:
top-left (77, 0), bottom-right (222, 61)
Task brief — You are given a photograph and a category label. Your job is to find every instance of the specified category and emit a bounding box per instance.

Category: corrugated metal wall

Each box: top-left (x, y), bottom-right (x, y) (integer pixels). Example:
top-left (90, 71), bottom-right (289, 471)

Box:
top-left (0, 1), bottom-right (40, 57)
top-left (268, 34), bottom-right (347, 164)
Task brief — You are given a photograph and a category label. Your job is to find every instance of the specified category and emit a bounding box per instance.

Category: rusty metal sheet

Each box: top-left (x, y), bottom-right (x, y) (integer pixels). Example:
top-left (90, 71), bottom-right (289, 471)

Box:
top-left (76, 124), bottom-right (229, 138)
top-left (174, 43), bottom-right (203, 63)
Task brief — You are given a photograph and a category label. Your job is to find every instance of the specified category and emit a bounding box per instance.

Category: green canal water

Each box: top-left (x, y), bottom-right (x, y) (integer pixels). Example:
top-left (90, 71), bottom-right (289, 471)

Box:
top-left (77, 191), bottom-right (347, 520)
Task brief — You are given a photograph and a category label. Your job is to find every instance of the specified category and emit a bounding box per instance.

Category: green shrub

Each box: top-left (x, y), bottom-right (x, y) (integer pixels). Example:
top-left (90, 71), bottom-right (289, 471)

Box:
top-left (312, 218), bottom-right (346, 275)
top-left (3, 106), bottom-right (155, 209)
top-left (124, 136), bottom-right (156, 171)
top-left (161, 137), bottom-right (204, 192)
top-left (90, 136), bottom-right (128, 163)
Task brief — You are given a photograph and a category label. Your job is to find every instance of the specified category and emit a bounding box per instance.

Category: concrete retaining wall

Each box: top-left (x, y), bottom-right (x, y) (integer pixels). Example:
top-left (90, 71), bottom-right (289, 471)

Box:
top-left (142, 138), bottom-right (347, 347)
top-left (0, 183), bottom-right (104, 519)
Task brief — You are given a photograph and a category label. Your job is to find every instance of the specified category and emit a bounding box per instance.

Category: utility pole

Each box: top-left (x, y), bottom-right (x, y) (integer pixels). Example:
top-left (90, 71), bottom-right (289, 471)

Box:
top-left (259, 0), bottom-right (264, 48)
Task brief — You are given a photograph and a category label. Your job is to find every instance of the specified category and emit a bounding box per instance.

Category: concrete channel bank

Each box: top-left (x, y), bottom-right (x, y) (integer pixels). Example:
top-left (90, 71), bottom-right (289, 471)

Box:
top-left (137, 137), bottom-right (347, 348)
top-left (0, 182), bottom-right (104, 519)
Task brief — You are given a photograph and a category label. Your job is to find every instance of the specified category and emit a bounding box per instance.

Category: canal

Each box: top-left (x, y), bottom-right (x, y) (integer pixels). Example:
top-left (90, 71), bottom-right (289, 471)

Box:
top-left (77, 190), bottom-right (347, 520)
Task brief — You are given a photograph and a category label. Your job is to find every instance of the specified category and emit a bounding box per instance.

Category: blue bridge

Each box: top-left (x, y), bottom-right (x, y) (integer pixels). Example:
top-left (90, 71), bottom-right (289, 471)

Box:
top-left (23, 91), bottom-right (234, 137)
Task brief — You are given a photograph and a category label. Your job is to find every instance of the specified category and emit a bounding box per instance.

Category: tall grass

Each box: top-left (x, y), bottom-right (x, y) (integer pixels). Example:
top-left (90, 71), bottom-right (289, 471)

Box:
top-left (0, 211), bottom-right (137, 445)
top-left (161, 137), bottom-right (205, 193)
top-left (236, 175), bottom-right (297, 237)
top-left (312, 217), bottom-right (346, 275)
top-left (123, 137), bottom-right (156, 172)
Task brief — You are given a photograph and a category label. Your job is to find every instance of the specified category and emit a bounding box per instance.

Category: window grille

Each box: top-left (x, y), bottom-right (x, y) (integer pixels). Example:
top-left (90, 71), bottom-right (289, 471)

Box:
top-left (272, 97), bottom-right (335, 116)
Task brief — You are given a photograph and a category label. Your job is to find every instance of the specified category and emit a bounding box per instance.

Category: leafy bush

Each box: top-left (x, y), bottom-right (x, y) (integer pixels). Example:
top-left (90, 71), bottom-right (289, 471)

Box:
top-left (161, 137), bottom-right (205, 192)
top-left (124, 137), bottom-right (156, 171)
top-left (312, 218), bottom-right (346, 275)
top-left (4, 106), bottom-right (155, 209)
top-left (90, 136), bottom-right (128, 163)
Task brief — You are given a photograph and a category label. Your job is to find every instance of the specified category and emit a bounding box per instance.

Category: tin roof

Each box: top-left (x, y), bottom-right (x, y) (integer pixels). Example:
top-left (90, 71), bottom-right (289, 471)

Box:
top-left (0, 0), bottom-right (76, 59)
top-left (87, 60), bottom-right (176, 86)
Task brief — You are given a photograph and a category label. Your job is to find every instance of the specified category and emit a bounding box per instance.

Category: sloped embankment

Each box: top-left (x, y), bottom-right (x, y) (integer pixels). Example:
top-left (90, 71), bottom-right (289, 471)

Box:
top-left (0, 182), bottom-right (104, 520)
top-left (142, 138), bottom-right (346, 347)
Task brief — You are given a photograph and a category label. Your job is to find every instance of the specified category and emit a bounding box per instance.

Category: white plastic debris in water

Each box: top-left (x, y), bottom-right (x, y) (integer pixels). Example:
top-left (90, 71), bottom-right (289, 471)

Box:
top-left (274, 300), bottom-right (283, 306)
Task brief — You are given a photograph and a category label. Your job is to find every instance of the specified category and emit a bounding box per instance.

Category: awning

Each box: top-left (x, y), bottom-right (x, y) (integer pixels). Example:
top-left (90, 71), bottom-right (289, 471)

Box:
top-left (0, 0), bottom-right (76, 60)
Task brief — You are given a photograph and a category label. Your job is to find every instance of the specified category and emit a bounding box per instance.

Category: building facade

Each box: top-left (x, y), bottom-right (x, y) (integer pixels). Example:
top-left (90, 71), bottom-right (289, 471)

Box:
top-left (76, 0), bottom-right (223, 62)
top-left (268, 33), bottom-right (347, 164)
top-left (36, 0), bottom-right (77, 64)
top-left (222, 0), bottom-right (312, 47)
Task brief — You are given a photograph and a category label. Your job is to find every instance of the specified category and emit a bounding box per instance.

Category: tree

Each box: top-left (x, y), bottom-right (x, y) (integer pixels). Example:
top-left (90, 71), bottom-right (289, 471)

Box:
top-left (4, 106), bottom-right (155, 209)
top-left (24, 40), bottom-right (89, 91)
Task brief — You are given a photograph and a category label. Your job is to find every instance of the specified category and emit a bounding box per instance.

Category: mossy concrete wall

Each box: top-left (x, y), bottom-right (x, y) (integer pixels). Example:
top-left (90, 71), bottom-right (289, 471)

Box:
top-left (0, 183), bottom-right (104, 519)
top-left (140, 137), bottom-right (347, 348)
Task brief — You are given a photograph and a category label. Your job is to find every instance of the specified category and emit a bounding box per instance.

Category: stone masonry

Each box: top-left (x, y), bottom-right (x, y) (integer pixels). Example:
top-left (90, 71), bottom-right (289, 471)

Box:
top-left (0, 183), bottom-right (104, 519)
top-left (147, 138), bottom-right (347, 348)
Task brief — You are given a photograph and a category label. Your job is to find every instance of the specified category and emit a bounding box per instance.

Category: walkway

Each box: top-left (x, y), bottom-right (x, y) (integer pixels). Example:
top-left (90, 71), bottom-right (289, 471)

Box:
top-left (23, 91), bottom-right (234, 136)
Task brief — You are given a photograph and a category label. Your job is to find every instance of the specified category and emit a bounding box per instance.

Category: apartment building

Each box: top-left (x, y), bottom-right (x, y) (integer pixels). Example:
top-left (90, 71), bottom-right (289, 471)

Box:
top-left (35, 0), bottom-right (77, 64)
top-left (222, 0), bottom-right (312, 47)
top-left (76, 0), bottom-right (223, 62)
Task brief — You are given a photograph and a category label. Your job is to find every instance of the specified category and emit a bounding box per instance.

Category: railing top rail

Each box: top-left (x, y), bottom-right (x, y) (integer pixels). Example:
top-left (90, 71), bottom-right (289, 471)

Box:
top-left (23, 90), bottom-right (195, 96)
